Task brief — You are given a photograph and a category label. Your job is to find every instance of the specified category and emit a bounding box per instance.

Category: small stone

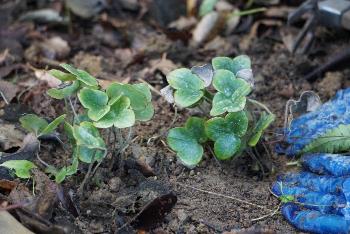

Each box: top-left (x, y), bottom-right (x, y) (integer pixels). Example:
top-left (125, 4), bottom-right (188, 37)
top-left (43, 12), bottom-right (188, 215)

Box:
top-left (176, 209), bottom-right (188, 222)
top-left (189, 170), bottom-right (195, 176)
top-left (108, 177), bottom-right (122, 192)
top-left (86, 210), bottom-right (91, 215)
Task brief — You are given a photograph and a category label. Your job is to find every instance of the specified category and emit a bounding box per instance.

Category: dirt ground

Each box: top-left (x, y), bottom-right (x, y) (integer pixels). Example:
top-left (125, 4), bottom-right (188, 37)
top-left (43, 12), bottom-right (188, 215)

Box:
top-left (1, 1), bottom-right (350, 233)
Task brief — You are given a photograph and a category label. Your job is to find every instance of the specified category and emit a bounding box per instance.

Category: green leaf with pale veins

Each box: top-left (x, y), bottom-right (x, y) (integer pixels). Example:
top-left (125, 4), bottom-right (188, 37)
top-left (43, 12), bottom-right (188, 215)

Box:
top-left (167, 68), bottom-right (205, 107)
top-left (73, 122), bottom-right (106, 149)
top-left (47, 80), bottom-right (80, 99)
top-left (210, 70), bottom-right (251, 116)
top-left (205, 112), bottom-right (247, 160)
top-left (0, 160), bottom-right (37, 179)
top-left (248, 112), bottom-right (275, 147)
top-left (40, 114), bottom-right (66, 136)
top-left (20, 114), bottom-right (48, 136)
top-left (94, 96), bottom-right (135, 128)
top-left (167, 117), bottom-right (207, 167)
top-left (76, 145), bottom-right (105, 163)
top-left (60, 64), bottom-right (98, 87)
top-left (212, 57), bottom-right (235, 72)
top-left (301, 124), bottom-right (350, 155)
top-left (78, 88), bottom-right (110, 121)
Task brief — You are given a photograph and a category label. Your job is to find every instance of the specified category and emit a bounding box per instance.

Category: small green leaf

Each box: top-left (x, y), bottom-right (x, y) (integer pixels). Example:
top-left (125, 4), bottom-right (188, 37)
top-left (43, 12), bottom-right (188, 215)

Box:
top-left (64, 122), bottom-right (75, 144)
top-left (211, 70), bottom-right (251, 116)
top-left (78, 88), bottom-right (110, 121)
top-left (280, 195), bottom-right (295, 203)
top-left (107, 83), bottom-right (153, 121)
top-left (248, 112), bottom-right (275, 147)
top-left (214, 134), bottom-right (241, 160)
top-left (60, 64), bottom-right (98, 87)
top-left (199, 0), bottom-right (218, 16)
top-left (47, 80), bottom-right (80, 99)
top-left (301, 124), bottom-right (350, 154)
top-left (76, 146), bottom-right (105, 163)
top-left (167, 68), bottom-right (205, 107)
top-left (49, 69), bottom-right (76, 82)
top-left (205, 112), bottom-right (247, 160)
top-left (94, 96), bottom-right (135, 128)
top-left (0, 160), bottom-right (37, 179)
top-left (185, 117), bottom-right (207, 143)
top-left (55, 167), bottom-right (68, 183)
top-left (232, 55), bottom-right (251, 74)
top-left (212, 57), bottom-right (235, 72)
top-left (73, 122), bottom-right (106, 149)
top-left (20, 114), bottom-right (48, 136)
top-left (39, 114), bottom-right (66, 136)
top-left (167, 127), bottom-right (203, 168)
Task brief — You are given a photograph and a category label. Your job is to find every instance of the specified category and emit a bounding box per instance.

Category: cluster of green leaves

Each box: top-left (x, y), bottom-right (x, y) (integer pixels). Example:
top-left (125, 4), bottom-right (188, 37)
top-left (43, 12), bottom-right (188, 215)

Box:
top-left (1, 64), bottom-right (154, 183)
top-left (164, 55), bottom-right (275, 168)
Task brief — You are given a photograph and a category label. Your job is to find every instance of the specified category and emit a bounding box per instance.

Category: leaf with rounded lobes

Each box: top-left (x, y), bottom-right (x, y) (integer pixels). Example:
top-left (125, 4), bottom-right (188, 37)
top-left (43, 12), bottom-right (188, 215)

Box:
top-left (20, 114), bottom-right (48, 136)
top-left (185, 117), bottom-right (207, 143)
top-left (232, 55), bottom-right (251, 74)
top-left (0, 160), bottom-right (37, 179)
top-left (212, 57), bottom-right (234, 72)
top-left (60, 64), bottom-right (98, 87)
top-left (49, 69), bottom-right (76, 82)
top-left (73, 121), bottom-right (105, 149)
top-left (76, 145), bottom-right (105, 163)
top-left (191, 64), bottom-right (214, 87)
top-left (47, 80), bottom-right (80, 99)
top-left (39, 114), bottom-right (66, 136)
top-left (206, 111), bottom-right (248, 140)
top-left (214, 134), bottom-right (241, 160)
top-left (211, 71), bottom-right (251, 116)
top-left (94, 96), bottom-right (135, 128)
top-left (167, 127), bottom-right (203, 168)
top-left (78, 88), bottom-right (110, 121)
top-left (248, 112), bottom-right (275, 147)
top-left (167, 68), bottom-right (205, 107)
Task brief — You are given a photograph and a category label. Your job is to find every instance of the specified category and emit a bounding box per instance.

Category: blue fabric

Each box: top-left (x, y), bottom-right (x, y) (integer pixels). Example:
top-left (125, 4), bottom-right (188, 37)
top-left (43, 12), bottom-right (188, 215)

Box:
top-left (272, 154), bottom-right (350, 233)
top-left (278, 88), bottom-right (350, 156)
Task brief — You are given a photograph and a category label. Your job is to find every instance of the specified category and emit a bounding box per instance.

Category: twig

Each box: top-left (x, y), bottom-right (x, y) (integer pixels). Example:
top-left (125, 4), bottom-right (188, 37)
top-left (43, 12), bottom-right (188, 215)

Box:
top-left (248, 98), bottom-right (273, 115)
top-left (0, 90), bottom-right (9, 105)
top-left (176, 182), bottom-right (273, 211)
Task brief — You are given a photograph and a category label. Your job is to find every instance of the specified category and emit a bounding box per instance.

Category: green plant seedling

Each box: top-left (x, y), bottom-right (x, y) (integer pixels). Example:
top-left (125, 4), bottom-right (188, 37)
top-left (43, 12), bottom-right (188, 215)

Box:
top-left (0, 160), bottom-right (37, 179)
top-left (166, 68), bottom-right (205, 108)
top-left (78, 88), bottom-right (110, 121)
top-left (206, 111), bottom-right (248, 160)
top-left (20, 114), bottom-right (66, 137)
top-left (167, 117), bottom-right (207, 167)
top-left (163, 55), bottom-right (274, 168)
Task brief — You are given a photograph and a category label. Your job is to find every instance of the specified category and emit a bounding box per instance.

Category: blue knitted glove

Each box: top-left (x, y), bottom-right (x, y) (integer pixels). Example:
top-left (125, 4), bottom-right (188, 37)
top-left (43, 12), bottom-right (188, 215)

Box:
top-left (278, 88), bottom-right (350, 156)
top-left (272, 153), bottom-right (350, 234)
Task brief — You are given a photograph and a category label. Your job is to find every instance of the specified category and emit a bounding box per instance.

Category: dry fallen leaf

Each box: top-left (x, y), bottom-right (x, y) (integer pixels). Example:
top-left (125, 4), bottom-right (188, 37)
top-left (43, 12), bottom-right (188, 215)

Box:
top-left (40, 36), bottom-right (70, 60)
top-left (0, 123), bottom-right (25, 151)
top-left (34, 70), bottom-right (61, 88)
top-left (192, 11), bottom-right (220, 45)
top-left (0, 80), bottom-right (18, 104)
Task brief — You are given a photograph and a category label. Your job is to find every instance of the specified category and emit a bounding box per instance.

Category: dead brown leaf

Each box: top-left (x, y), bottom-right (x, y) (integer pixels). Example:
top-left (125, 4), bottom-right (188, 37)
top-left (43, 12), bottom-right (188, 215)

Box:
top-left (0, 80), bottom-right (18, 104)
top-left (0, 123), bottom-right (25, 151)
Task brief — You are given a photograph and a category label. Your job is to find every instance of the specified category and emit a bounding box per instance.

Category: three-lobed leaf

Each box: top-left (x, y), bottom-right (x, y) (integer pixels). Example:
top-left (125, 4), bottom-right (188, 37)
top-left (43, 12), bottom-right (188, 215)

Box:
top-left (94, 96), bottom-right (135, 128)
top-left (73, 121), bottom-right (106, 149)
top-left (206, 112), bottom-right (248, 160)
top-left (167, 68), bottom-right (205, 107)
top-left (210, 70), bottom-right (251, 116)
top-left (212, 55), bottom-right (251, 75)
top-left (0, 160), bottom-right (37, 179)
top-left (167, 117), bottom-right (207, 167)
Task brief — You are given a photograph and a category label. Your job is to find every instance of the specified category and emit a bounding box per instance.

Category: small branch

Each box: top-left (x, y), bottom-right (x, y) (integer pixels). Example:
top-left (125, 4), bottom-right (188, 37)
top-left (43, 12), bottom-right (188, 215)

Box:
top-left (176, 182), bottom-right (273, 211)
top-left (248, 98), bottom-right (273, 114)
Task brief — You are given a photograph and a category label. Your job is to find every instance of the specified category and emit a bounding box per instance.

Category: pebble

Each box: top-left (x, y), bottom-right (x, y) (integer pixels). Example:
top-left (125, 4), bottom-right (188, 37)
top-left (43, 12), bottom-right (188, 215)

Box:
top-left (189, 170), bottom-right (195, 176)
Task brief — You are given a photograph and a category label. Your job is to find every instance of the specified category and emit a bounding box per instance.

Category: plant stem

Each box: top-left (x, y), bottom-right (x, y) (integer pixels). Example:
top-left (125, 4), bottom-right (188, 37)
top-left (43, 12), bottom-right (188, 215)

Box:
top-left (68, 97), bottom-right (78, 123)
top-left (248, 98), bottom-right (273, 114)
top-left (78, 149), bottom-right (96, 195)
top-left (286, 160), bottom-right (300, 167)
top-left (231, 7), bottom-right (266, 17)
